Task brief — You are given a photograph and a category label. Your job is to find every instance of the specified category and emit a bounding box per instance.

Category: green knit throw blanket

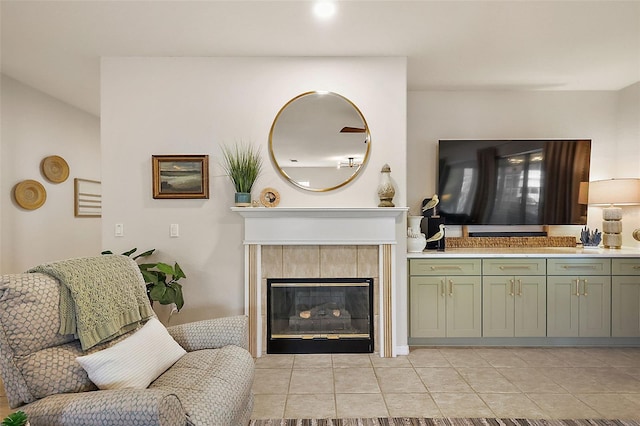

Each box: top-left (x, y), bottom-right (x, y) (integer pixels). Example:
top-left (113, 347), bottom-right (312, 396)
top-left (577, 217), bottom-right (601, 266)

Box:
top-left (29, 255), bottom-right (155, 350)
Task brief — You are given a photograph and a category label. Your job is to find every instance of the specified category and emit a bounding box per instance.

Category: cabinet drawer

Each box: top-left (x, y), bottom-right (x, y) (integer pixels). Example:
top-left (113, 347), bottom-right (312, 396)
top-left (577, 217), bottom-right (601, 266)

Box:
top-left (483, 259), bottom-right (546, 276)
top-left (409, 259), bottom-right (481, 276)
top-left (547, 258), bottom-right (611, 275)
top-left (612, 258), bottom-right (640, 275)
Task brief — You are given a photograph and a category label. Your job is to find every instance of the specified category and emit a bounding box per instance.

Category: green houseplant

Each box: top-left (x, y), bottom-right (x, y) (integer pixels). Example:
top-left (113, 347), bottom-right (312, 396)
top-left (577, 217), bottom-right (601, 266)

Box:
top-left (101, 248), bottom-right (186, 311)
top-left (220, 142), bottom-right (263, 206)
top-left (2, 411), bottom-right (28, 426)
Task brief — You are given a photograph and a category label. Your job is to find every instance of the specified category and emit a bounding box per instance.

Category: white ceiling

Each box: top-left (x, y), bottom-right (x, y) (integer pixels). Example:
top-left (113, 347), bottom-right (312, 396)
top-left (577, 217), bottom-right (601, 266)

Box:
top-left (2, 0), bottom-right (639, 117)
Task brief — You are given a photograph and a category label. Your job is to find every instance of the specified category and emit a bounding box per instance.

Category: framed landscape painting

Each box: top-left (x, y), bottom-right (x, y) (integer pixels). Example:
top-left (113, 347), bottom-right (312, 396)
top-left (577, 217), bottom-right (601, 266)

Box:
top-left (152, 155), bottom-right (209, 199)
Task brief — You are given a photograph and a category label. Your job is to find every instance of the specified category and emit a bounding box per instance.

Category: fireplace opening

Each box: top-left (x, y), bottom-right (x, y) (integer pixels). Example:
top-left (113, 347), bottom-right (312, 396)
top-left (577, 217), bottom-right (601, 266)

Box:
top-left (267, 278), bottom-right (374, 354)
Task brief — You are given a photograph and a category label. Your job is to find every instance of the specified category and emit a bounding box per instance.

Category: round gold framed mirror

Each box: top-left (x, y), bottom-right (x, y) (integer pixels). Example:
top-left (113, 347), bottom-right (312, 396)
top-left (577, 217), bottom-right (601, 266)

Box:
top-left (269, 91), bottom-right (371, 192)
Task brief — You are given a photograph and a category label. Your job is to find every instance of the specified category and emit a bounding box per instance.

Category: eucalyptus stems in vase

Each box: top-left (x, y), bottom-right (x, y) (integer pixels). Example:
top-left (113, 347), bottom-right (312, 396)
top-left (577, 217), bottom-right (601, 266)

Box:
top-left (220, 142), bottom-right (263, 206)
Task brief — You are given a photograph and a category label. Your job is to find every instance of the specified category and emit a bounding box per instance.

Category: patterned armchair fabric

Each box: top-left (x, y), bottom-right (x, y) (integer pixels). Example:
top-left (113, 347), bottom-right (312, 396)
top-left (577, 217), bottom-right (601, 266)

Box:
top-left (0, 266), bottom-right (255, 426)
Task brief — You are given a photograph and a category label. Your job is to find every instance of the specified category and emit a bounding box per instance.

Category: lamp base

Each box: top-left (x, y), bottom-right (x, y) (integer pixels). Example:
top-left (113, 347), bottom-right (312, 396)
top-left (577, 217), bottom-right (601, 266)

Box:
top-left (602, 206), bottom-right (622, 249)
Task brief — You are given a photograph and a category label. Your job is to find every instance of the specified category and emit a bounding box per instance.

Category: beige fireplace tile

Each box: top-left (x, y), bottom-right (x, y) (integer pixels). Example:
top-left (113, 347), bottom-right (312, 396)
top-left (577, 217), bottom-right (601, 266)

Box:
top-left (373, 278), bottom-right (379, 316)
top-left (283, 246), bottom-right (320, 277)
top-left (357, 245), bottom-right (379, 278)
top-left (293, 354), bottom-right (333, 369)
top-left (320, 245), bottom-right (357, 278)
top-left (255, 355), bottom-right (295, 369)
top-left (262, 245), bottom-right (283, 278)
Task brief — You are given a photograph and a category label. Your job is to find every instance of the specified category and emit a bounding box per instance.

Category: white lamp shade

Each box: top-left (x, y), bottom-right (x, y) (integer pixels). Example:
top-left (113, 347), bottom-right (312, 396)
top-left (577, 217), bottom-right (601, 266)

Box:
top-left (588, 178), bottom-right (640, 206)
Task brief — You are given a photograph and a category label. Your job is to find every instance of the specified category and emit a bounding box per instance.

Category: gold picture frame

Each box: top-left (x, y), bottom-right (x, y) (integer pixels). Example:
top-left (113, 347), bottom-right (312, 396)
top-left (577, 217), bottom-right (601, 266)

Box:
top-left (260, 187), bottom-right (280, 207)
top-left (152, 155), bottom-right (209, 199)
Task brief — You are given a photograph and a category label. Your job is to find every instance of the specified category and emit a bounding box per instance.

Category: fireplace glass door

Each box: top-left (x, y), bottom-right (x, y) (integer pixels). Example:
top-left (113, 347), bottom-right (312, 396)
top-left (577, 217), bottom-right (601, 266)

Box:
top-left (267, 278), bottom-right (374, 354)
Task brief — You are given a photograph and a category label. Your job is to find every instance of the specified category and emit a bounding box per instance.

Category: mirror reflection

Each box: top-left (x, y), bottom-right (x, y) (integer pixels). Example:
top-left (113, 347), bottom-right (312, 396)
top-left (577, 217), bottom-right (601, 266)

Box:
top-left (269, 91), bottom-right (371, 192)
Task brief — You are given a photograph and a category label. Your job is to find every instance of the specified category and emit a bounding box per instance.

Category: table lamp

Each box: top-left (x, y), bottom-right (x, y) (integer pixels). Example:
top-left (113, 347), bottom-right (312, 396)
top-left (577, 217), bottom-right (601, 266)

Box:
top-left (588, 178), bottom-right (640, 248)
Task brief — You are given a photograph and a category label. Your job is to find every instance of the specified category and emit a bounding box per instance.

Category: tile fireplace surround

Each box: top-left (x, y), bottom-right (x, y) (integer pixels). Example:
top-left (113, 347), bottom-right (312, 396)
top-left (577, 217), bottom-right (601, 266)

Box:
top-left (232, 207), bottom-right (407, 358)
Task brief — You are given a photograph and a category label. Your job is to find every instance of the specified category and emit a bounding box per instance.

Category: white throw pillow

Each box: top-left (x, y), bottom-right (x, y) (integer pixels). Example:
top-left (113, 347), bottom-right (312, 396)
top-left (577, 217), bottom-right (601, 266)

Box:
top-left (76, 317), bottom-right (186, 390)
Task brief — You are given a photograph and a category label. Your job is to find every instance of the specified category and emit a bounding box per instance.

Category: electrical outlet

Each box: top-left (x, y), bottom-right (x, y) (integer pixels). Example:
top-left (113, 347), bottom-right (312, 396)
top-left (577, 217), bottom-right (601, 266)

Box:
top-left (115, 223), bottom-right (124, 237)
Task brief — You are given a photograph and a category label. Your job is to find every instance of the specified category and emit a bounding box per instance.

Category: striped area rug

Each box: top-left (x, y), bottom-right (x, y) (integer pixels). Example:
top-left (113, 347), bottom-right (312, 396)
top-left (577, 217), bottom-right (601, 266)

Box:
top-left (249, 420), bottom-right (640, 426)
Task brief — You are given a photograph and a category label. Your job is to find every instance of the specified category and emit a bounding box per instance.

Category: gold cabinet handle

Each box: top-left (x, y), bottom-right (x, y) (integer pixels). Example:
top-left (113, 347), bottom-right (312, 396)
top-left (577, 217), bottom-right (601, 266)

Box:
top-left (563, 264), bottom-right (597, 269)
top-left (583, 279), bottom-right (588, 296)
top-left (449, 279), bottom-right (453, 297)
top-left (430, 265), bottom-right (462, 271)
top-left (575, 279), bottom-right (580, 297)
top-left (509, 279), bottom-right (515, 296)
top-left (441, 279), bottom-right (445, 297)
top-left (517, 279), bottom-right (523, 296)
top-left (633, 266), bottom-right (640, 270)
top-left (499, 265), bottom-right (532, 270)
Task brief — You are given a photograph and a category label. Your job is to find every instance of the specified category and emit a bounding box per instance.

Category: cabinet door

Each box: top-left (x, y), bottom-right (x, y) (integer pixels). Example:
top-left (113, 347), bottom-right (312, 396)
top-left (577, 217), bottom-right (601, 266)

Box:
top-left (514, 275), bottom-right (546, 337)
top-left (612, 276), bottom-right (640, 337)
top-left (547, 277), bottom-right (580, 337)
top-left (579, 276), bottom-right (611, 337)
top-left (447, 276), bottom-right (482, 337)
top-left (482, 276), bottom-right (515, 337)
top-left (410, 276), bottom-right (446, 338)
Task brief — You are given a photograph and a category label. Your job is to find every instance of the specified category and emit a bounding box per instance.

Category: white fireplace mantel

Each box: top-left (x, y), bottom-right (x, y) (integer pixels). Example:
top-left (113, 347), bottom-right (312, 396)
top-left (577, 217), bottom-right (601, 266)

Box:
top-left (233, 206), bottom-right (407, 358)
top-left (232, 207), bottom-right (407, 245)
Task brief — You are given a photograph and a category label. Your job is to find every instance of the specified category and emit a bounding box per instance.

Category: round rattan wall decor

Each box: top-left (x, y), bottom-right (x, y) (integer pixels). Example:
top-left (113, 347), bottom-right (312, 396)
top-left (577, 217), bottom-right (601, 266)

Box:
top-left (41, 155), bottom-right (69, 183)
top-left (14, 179), bottom-right (47, 210)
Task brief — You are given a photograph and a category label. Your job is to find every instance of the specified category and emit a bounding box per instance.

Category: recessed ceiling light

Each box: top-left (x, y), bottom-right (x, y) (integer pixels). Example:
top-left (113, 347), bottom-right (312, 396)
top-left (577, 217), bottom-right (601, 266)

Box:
top-left (313, 1), bottom-right (336, 19)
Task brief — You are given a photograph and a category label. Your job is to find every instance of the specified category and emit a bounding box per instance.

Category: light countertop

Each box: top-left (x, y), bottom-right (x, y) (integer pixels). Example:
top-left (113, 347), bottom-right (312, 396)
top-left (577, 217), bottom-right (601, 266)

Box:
top-left (407, 247), bottom-right (640, 258)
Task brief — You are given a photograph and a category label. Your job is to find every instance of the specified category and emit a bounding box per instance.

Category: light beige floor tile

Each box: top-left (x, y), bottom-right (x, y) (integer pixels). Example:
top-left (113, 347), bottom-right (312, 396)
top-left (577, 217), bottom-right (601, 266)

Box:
top-left (622, 393), bottom-right (640, 406)
top-left (335, 393), bottom-right (389, 418)
top-left (293, 354), bottom-right (332, 369)
top-left (545, 348), bottom-right (614, 368)
top-left (415, 367), bottom-right (475, 393)
top-left (456, 367), bottom-right (520, 393)
top-left (438, 348), bottom-right (492, 367)
top-left (588, 368), bottom-right (640, 393)
top-left (255, 355), bottom-right (294, 369)
top-left (618, 367), bottom-right (640, 380)
top-left (527, 393), bottom-right (601, 418)
top-left (375, 367), bottom-right (427, 393)
top-left (543, 368), bottom-right (613, 393)
top-left (408, 349), bottom-right (451, 367)
top-left (285, 394), bottom-right (336, 419)
top-left (497, 367), bottom-right (567, 393)
top-left (332, 353), bottom-right (372, 368)
top-left (511, 348), bottom-right (571, 367)
top-left (334, 367), bottom-right (380, 393)
top-left (575, 393), bottom-right (640, 419)
top-left (369, 354), bottom-right (412, 367)
top-left (252, 368), bottom-right (292, 394)
top-left (479, 393), bottom-right (547, 418)
top-left (581, 348), bottom-right (640, 367)
top-left (289, 369), bottom-right (334, 394)
top-left (250, 394), bottom-right (287, 419)
top-left (431, 392), bottom-right (495, 417)
top-left (384, 393), bottom-right (442, 417)
top-left (474, 348), bottom-right (529, 368)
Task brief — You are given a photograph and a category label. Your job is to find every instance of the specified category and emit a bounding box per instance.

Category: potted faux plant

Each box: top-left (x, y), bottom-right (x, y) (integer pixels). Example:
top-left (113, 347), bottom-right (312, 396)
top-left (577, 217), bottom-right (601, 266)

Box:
top-left (101, 248), bottom-right (186, 311)
top-left (2, 411), bottom-right (28, 426)
top-left (220, 142), bottom-right (263, 206)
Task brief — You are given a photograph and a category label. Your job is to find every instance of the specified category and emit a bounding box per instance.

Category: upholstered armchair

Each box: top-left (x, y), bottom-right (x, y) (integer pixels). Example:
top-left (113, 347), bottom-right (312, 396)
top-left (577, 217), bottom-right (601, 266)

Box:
top-left (0, 256), bottom-right (255, 426)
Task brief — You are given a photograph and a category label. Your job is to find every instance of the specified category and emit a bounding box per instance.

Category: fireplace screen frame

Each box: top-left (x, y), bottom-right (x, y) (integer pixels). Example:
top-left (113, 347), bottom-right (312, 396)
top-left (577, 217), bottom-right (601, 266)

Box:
top-left (266, 277), bottom-right (374, 354)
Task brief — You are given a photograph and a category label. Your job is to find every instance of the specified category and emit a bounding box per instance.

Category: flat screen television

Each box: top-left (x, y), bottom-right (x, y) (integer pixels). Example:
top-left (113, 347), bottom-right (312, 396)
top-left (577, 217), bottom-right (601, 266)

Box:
top-left (437, 139), bottom-right (591, 226)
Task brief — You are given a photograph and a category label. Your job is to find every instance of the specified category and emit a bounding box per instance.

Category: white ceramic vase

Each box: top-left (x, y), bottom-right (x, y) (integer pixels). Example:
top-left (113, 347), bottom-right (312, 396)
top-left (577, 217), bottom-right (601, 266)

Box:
top-left (407, 215), bottom-right (426, 253)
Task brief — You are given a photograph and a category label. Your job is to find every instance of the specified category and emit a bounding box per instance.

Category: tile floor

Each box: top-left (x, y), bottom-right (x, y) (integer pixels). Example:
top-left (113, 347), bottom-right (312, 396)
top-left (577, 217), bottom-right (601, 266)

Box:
top-left (251, 347), bottom-right (640, 420)
top-left (1, 347), bottom-right (639, 420)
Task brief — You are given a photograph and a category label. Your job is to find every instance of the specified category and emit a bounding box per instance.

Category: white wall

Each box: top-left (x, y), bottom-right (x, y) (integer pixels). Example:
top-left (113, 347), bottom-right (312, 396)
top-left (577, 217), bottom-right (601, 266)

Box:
top-left (407, 89), bottom-right (624, 241)
top-left (0, 75), bottom-right (102, 273)
top-left (101, 57), bottom-right (408, 333)
top-left (615, 82), bottom-right (640, 248)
